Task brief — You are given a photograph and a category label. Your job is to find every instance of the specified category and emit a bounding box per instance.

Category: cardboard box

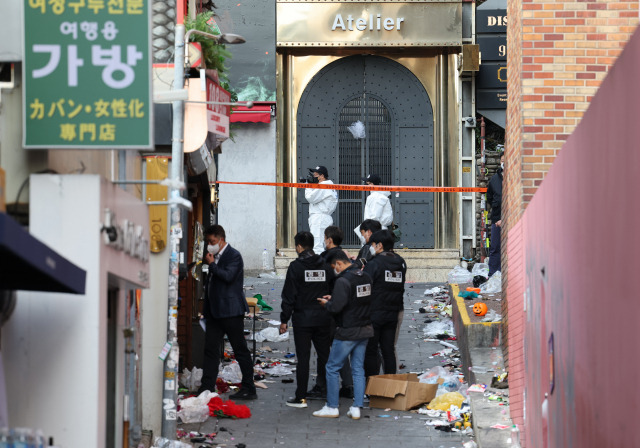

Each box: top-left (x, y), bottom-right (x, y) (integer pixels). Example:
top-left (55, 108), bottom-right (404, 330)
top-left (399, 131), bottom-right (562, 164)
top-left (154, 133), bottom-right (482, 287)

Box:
top-left (365, 373), bottom-right (439, 411)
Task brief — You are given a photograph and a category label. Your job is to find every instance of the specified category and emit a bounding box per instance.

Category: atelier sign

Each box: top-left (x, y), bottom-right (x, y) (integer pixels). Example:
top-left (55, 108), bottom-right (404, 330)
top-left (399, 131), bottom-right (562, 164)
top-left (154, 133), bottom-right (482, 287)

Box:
top-left (277, 1), bottom-right (462, 47)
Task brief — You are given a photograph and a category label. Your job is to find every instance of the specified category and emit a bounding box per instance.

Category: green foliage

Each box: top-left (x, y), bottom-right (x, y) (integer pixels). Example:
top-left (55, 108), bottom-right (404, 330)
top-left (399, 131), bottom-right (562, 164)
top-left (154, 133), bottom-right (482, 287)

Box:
top-left (185, 11), bottom-right (233, 83)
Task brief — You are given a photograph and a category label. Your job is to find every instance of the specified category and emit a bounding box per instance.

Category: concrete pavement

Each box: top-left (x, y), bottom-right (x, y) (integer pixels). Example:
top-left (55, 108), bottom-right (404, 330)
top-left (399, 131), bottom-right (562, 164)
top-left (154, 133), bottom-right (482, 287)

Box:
top-left (178, 276), bottom-right (475, 448)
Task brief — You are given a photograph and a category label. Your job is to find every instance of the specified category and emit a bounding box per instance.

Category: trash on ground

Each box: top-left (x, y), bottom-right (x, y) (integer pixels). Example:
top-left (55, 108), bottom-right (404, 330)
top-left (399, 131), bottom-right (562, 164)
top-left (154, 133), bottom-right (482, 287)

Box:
top-left (480, 271), bottom-right (502, 294)
top-left (264, 363), bottom-right (294, 376)
top-left (177, 390), bottom-right (218, 424)
top-left (424, 286), bottom-right (443, 295)
top-left (218, 362), bottom-right (243, 384)
top-left (153, 437), bottom-right (193, 448)
top-left (481, 309), bottom-right (502, 322)
top-left (208, 396), bottom-right (251, 419)
top-left (471, 263), bottom-right (489, 278)
top-left (447, 265), bottom-right (473, 284)
top-left (423, 320), bottom-right (455, 338)
top-left (179, 367), bottom-right (203, 392)
top-left (426, 392), bottom-right (465, 411)
top-left (255, 327), bottom-right (289, 342)
top-left (467, 384), bottom-right (487, 393)
top-left (459, 291), bottom-right (479, 299)
top-left (366, 373), bottom-right (438, 411)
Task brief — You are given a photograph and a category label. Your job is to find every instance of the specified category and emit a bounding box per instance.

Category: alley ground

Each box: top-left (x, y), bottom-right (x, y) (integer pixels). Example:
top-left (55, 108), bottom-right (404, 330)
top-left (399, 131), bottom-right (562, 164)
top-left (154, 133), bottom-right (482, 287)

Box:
top-left (178, 276), bottom-right (474, 448)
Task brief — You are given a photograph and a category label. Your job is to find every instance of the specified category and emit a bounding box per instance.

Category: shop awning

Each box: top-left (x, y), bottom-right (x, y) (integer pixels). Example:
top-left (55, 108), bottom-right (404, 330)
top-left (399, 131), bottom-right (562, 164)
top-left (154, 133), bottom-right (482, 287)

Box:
top-left (230, 104), bottom-right (273, 123)
top-left (0, 213), bottom-right (86, 294)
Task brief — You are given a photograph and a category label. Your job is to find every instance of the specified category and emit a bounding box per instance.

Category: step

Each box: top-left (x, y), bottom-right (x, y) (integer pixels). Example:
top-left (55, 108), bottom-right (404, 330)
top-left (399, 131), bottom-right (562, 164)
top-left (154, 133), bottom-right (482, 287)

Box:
top-left (273, 248), bottom-right (461, 283)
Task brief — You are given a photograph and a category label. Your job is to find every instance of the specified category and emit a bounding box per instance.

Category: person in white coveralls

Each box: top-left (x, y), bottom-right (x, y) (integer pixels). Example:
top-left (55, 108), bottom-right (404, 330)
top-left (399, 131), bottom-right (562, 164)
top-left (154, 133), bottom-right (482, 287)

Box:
top-left (305, 165), bottom-right (338, 254)
top-left (354, 173), bottom-right (393, 243)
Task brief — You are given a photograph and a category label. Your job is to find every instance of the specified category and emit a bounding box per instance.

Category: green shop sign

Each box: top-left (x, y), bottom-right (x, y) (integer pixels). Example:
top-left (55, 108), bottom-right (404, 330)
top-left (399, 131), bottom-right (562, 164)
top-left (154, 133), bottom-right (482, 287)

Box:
top-left (23, 0), bottom-right (152, 149)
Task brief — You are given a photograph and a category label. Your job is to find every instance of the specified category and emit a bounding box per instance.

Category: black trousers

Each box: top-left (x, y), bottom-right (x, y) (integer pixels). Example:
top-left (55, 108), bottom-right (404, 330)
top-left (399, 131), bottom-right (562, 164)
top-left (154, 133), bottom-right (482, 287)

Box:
top-left (364, 319), bottom-right (398, 378)
top-left (489, 222), bottom-right (502, 277)
top-left (202, 316), bottom-right (255, 393)
top-left (293, 325), bottom-right (332, 400)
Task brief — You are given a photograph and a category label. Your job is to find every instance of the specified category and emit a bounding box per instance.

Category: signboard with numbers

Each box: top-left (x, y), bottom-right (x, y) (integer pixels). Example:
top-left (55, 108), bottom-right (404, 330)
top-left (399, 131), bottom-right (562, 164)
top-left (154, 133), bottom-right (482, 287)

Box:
top-left (23, 0), bottom-right (153, 149)
top-left (476, 2), bottom-right (507, 110)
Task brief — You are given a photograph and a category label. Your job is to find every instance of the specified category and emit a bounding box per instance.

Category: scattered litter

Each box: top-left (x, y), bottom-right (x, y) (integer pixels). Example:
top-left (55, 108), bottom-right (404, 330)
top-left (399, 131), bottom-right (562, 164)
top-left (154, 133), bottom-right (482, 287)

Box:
top-left (179, 367), bottom-right (203, 392)
top-left (458, 291), bottom-right (479, 299)
top-left (481, 309), bottom-right (502, 322)
top-left (219, 362), bottom-right (242, 384)
top-left (471, 263), bottom-right (489, 278)
top-left (177, 390), bottom-right (218, 424)
top-left (257, 271), bottom-right (284, 280)
top-left (447, 265), bottom-right (473, 284)
top-left (254, 381), bottom-right (268, 389)
top-left (153, 437), bottom-right (192, 448)
top-left (467, 384), bottom-right (487, 393)
top-left (427, 392), bottom-right (465, 411)
top-left (255, 327), bottom-right (290, 342)
top-left (491, 424), bottom-right (510, 430)
top-left (264, 364), bottom-right (294, 376)
top-left (423, 320), bottom-right (455, 338)
top-left (377, 415), bottom-right (391, 418)
top-left (480, 271), bottom-right (502, 294)
top-left (268, 319), bottom-right (282, 326)
top-left (424, 286), bottom-right (443, 295)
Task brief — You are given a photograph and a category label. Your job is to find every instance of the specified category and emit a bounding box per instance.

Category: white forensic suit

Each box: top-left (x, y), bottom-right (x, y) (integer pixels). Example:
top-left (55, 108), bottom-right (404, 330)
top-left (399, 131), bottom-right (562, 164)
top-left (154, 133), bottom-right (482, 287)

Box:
top-left (305, 180), bottom-right (338, 254)
top-left (354, 190), bottom-right (393, 242)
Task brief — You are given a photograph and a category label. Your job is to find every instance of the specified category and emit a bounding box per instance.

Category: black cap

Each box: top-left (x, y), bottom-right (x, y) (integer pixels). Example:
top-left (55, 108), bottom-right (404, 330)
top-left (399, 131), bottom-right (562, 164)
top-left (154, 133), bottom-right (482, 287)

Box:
top-left (309, 165), bottom-right (329, 177)
top-left (362, 174), bottom-right (382, 185)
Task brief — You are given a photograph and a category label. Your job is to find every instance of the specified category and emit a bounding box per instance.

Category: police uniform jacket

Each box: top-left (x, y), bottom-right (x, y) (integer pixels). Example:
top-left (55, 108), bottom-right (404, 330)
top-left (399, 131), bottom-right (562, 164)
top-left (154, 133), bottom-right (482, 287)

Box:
top-left (364, 251), bottom-right (407, 324)
top-left (280, 250), bottom-right (333, 327)
top-left (325, 265), bottom-right (374, 340)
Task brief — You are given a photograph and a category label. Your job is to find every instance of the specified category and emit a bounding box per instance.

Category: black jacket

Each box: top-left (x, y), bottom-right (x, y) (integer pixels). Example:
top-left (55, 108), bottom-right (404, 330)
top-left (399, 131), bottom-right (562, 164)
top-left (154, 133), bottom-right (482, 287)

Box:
top-left (320, 246), bottom-right (343, 263)
top-left (486, 168), bottom-right (503, 222)
top-left (204, 244), bottom-right (248, 319)
top-left (280, 250), bottom-right (333, 327)
top-left (353, 243), bottom-right (375, 269)
top-left (364, 251), bottom-right (407, 323)
top-left (326, 265), bottom-right (373, 340)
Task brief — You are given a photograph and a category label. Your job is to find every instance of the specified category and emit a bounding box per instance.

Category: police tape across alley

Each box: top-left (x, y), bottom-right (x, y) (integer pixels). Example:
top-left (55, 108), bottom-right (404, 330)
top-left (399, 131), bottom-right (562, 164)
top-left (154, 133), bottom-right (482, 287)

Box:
top-left (214, 180), bottom-right (487, 193)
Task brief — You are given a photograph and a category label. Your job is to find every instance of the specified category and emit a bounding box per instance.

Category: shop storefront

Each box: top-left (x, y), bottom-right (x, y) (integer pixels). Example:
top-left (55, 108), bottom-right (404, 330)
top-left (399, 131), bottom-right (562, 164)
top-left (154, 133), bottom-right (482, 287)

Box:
top-left (276, 0), bottom-right (477, 253)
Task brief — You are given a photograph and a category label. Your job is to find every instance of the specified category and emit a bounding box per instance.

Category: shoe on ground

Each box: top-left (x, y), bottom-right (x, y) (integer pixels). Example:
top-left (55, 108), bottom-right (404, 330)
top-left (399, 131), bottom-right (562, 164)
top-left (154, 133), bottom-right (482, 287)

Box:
top-left (347, 406), bottom-right (361, 420)
top-left (312, 405), bottom-right (339, 418)
top-left (229, 388), bottom-right (257, 400)
top-left (306, 385), bottom-right (327, 399)
top-left (286, 397), bottom-right (308, 408)
top-left (339, 385), bottom-right (354, 399)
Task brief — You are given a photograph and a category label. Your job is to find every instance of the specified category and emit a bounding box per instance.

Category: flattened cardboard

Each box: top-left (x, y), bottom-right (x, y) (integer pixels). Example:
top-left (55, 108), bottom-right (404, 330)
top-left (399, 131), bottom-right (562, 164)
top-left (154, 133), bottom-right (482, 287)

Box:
top-left (365, 373), bottom-right (439, 411)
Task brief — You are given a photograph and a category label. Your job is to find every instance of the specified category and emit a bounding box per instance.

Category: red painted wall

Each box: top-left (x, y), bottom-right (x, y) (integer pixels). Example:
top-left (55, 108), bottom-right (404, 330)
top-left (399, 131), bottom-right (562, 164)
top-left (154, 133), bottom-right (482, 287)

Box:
top-left (517, 28), bottom-right (640, 448)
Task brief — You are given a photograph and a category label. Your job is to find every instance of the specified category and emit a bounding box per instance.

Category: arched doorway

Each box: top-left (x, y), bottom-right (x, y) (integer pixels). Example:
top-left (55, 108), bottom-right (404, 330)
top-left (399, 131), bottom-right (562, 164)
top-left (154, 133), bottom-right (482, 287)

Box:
top-left (296, 55), bottom-right (434, 248)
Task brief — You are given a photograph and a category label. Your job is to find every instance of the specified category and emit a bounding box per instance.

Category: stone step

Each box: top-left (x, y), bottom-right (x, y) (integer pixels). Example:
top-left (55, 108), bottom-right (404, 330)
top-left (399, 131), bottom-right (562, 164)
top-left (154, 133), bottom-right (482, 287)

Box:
top-left (273, 248), bottom-right (461, 283)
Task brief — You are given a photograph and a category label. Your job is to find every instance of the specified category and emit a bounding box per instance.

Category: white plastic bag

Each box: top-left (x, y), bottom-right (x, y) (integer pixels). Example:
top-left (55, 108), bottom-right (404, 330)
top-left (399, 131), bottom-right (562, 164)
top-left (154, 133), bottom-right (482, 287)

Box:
top-left (347, 121), bottom-right (366, 139)
top-left (418, 366), bottom-right (447, 384)
top-left (471, 262), bottom-right (489, 278)
top-left (218, 361), bottom-right (243, 383)
top-left (480, 271), bottom-right (502, 294)
top-left (179, 367), bottom-right (203, 392)
top-left (255, 327), bottom-right (290, 342)
top-left (481, 309), bottom-right (502, 322)
top-left (264, 364), bottom-right (294, 376)
top-left (176, 390), bottom-right (217, 424)
top-left (423, 320), bottom-right (455, 338)
top-left (154, 437), bottom-right (193, 448)
top-left (447, 265), bottom-right (473, 284)
top-left (424, 286), bottom-right (443, 296)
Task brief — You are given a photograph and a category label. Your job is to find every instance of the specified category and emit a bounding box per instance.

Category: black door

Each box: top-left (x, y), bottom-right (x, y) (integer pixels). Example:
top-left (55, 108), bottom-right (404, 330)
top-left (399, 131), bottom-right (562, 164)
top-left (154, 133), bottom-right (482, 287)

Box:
top-left (297, 55), bottom-right (434, 248)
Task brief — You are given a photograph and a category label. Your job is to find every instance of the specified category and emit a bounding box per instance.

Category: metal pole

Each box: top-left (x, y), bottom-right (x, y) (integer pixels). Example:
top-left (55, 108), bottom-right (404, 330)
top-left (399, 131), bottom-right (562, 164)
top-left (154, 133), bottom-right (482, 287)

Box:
top-left (480, 117), bottom-right (487, 262)
top-left (161, 19), bottom-right (185, 439)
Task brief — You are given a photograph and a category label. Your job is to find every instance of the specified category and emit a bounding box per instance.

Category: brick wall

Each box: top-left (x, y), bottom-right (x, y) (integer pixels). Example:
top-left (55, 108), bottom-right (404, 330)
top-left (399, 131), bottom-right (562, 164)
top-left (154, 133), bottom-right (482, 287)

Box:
top-left (503, 1), bottom-right (638, 445)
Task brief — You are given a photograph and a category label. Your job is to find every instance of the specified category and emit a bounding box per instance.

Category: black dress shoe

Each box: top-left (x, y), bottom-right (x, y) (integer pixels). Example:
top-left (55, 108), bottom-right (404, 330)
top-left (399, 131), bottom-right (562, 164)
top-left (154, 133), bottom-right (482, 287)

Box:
top-left (229, 388), bottom-right (257, 400)
top-left (306, 385), bottom-right (326, 399)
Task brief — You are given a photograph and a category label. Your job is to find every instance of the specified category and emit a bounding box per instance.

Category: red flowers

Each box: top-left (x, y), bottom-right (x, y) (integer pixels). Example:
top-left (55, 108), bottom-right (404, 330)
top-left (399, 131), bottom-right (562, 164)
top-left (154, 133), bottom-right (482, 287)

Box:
top-left (207, 396), bottom-right (251, 419)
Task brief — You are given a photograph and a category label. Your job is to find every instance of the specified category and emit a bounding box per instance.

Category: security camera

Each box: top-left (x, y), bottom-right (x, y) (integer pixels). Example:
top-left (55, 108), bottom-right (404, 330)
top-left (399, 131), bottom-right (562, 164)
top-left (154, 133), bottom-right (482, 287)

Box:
top-left (464, 117), bottom-right (477, 128)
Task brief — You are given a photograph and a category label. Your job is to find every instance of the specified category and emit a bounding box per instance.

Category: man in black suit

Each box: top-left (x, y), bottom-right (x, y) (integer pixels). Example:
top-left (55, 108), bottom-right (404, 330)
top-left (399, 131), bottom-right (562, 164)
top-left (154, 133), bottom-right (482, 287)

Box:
top-left (199, 225), bottom-right (256, 400)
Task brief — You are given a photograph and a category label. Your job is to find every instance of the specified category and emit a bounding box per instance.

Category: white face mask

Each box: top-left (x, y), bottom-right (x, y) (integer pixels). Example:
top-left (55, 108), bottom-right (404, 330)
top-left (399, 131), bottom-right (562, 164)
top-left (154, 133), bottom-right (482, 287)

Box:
top-left (358, 234), bottom-right (366, 246)
top-left (207, 243), bottom-right (220, 255)
top-left (323, 240), bottom-right (328, 250)
top-left (333, 268), bottom-right (340, 276)
top-left (369, 245), bottom-right (377, 257)
top-left (501, 162), bottom-right (504, 170)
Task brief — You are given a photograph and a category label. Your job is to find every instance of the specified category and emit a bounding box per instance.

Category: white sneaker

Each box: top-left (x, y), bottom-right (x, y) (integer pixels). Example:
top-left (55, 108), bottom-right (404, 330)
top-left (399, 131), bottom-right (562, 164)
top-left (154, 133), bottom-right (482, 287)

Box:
top-left (312, 405), bottom-right (339, 418)
top-left (347, 406), bottom-right (361, 420)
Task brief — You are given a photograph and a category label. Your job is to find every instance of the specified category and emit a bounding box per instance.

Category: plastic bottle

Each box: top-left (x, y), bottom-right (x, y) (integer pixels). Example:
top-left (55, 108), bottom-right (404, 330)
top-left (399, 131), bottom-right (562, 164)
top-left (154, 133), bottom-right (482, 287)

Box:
top-left (0, 428), bottom-right (12, 448)
top-left (262, 249), bottom-right (270, 270)
top-left (510, 424), bottom-right (522, 448)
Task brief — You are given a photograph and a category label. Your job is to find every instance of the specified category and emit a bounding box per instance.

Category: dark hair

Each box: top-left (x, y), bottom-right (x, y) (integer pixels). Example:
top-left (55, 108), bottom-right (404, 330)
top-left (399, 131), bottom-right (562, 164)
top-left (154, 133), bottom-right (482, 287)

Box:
top-left (369, 230), bottom-right (395, 251)
top-left (294, 231), bottom-right (314, 250)
top-left (204, 224), bottom-right (226, 239)
top-left (360, 219), bottom-right (382, 233)
top-left (327, 250), bottom-right (350, 265)
top-left (324, 226), bottom-right (343, 246)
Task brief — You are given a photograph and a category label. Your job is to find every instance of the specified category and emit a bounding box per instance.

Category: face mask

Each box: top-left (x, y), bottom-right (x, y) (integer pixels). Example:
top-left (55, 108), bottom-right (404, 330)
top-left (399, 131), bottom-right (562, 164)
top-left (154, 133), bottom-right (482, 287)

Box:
top-left (358, 234), bottom-right (366, 246)
top-left (333, 268), bottom-right (340, 276)
top-left (323, 240), bottom-right (328, 250)
top-left (207, 244), bottom-right (220, 255)
top-left (369, 245), bottom-right (377, 257)
top-left (501, 162), bottom-right (504, 170)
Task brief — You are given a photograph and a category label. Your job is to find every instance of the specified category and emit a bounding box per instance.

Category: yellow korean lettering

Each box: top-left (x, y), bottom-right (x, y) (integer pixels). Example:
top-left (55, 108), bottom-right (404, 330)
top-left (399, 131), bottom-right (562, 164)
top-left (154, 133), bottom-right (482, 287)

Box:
top-left (49, 0), bottom-right (65, 15)
top-left (107, 0), bottom-right (123, 14)
top-left (88, 0), bottom-right (105, 13)
top-left (79, 123), bottom-right (97, 141)
top-left (126, 0), bottom-right (143, 14)
top-left (99, 123), bottom-right (116, 141)
top-left (29, 0), bottom-right (46, 13)
top-left (60, 124), bottom-right (77, 141)
top-left (68, 0), bottom-right (85, 13)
